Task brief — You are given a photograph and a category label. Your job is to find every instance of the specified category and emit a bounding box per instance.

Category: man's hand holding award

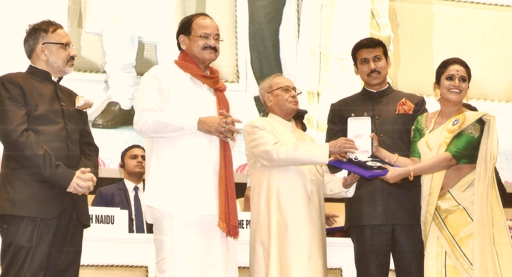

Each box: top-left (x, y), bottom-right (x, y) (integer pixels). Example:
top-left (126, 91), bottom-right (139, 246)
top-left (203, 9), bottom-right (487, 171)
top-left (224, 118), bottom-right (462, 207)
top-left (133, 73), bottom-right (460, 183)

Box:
top-left (328, 117), bottom-right (390, 178)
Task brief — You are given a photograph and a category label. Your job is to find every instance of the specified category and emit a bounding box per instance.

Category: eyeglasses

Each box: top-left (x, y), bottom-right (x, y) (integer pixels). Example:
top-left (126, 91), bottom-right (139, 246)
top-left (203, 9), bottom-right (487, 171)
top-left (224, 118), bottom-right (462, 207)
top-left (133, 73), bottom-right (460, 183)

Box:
top-left (42, 42), bottom-right (74, 50)
top-left (266, 86), bottom-right (302, 96)
top-left (189, 34), bottom-right (223, 43)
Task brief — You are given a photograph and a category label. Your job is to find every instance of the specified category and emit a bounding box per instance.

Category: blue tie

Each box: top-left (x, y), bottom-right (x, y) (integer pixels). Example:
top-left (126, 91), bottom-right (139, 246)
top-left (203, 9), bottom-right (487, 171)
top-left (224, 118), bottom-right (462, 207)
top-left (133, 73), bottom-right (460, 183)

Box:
top-left (133, 186), bottom-right (144, 233)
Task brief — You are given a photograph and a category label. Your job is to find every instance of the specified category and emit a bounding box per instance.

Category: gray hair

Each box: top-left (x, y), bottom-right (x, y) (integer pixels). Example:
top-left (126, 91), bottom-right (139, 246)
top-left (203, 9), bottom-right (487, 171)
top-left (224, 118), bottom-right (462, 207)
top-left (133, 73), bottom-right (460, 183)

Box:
top-left (24, 20), bottom-right (64, 60)
top-left (258, 73), bottom-right (283, 107)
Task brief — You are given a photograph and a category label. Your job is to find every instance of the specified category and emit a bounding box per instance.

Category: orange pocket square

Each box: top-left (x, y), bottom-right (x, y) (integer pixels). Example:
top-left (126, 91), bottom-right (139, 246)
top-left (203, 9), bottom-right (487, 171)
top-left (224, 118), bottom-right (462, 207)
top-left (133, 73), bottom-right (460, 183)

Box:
top-left (75, 96), bottom-right (94, 111)
top-left (395, 98), bottom-right (414, 114)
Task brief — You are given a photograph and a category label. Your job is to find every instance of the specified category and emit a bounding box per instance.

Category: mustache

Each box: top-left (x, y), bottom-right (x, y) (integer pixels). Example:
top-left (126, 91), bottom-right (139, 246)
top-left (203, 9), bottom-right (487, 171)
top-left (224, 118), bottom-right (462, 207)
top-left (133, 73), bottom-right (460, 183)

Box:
top-left (367, 70), bottom-right (380, 76)
top-left (67, 57), bottom-right (75, 63)
top-left (203, 45), bottom-right (218, 53)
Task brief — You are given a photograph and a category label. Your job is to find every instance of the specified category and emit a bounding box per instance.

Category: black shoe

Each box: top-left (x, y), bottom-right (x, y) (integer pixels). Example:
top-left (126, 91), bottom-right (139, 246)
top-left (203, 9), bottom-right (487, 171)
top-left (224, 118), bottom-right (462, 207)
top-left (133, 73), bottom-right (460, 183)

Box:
top-left (92, 102), bottom-right (134, 129)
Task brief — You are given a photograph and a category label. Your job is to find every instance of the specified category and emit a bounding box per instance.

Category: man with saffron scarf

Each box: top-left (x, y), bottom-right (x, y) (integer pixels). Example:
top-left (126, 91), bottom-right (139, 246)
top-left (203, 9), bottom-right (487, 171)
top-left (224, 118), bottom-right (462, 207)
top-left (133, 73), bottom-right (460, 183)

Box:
top-left (134, 13), bottom-right (241, 277)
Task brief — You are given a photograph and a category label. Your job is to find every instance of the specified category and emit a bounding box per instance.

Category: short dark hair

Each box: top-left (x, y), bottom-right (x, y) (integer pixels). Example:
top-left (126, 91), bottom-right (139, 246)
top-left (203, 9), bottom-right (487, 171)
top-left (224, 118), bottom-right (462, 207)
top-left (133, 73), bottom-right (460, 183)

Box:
top-left (24, 20), bottom-right (63, 60)
top-left (120, 144), bottom-right (146, 165)
top-left (434, 57), bottom-right (472, 86)
top-left (176, 13), bottom-right (212, 51)
top-left (351, 37), bottom-right (389, 69)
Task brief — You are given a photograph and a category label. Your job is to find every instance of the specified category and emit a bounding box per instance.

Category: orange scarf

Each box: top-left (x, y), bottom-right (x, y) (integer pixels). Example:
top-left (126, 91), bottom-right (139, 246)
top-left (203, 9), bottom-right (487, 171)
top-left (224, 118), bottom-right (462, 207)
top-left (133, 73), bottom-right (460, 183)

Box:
top-left (175, 51), bottom-right (239, 239)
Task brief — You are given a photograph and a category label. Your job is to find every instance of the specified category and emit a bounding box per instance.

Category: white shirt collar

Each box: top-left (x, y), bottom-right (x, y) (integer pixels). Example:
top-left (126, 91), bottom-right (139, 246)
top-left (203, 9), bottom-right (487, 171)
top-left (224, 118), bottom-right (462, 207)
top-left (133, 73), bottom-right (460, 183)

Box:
top-left (124, 179), bottom-right (143, 192)
top-left (364, 83), bottom-right (389, 93)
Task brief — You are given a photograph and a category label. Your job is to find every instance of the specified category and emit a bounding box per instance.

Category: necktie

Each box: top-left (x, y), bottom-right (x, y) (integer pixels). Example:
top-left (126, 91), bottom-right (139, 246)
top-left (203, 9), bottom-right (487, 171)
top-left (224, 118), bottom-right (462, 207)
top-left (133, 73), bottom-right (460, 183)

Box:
top-left (133, 186), bottom-right (144, 233)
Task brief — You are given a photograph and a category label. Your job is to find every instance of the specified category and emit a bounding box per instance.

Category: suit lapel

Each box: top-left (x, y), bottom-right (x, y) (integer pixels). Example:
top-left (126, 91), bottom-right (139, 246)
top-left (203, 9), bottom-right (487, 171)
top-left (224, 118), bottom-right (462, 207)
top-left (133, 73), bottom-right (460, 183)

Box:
top-left (118, 181), bottom-right (134, 233)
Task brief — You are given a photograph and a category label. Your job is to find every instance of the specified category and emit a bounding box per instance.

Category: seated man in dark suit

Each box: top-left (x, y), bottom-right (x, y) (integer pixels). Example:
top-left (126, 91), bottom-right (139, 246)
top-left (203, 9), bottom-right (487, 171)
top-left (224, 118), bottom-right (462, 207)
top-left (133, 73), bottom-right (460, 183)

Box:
top-left (92, 145), bottom-right (153, 233)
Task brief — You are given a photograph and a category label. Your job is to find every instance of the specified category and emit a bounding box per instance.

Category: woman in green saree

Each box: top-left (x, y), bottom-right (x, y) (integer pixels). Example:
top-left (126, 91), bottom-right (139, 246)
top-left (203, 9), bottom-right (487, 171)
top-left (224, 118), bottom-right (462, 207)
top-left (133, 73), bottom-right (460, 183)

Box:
top-left (372, 58), bottom-right (512, 276)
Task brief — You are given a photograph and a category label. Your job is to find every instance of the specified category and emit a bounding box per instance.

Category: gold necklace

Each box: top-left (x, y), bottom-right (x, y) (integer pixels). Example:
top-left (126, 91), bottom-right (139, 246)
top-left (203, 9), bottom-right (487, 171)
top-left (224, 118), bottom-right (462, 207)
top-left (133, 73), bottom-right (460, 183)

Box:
top-left (425, 106), bottom-right (466, 151)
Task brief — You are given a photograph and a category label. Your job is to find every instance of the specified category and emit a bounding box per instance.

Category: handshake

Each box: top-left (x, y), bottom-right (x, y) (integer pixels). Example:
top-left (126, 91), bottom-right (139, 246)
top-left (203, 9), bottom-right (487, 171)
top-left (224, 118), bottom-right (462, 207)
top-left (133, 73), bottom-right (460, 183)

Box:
top-left (328, 137), bottom-right (358, 161)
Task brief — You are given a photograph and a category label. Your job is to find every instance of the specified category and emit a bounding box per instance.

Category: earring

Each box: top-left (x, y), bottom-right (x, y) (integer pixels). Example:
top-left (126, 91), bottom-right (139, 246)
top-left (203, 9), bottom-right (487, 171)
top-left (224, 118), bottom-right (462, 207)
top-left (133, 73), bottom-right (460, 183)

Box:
top-left (434, 89), bottom-right (440, 100)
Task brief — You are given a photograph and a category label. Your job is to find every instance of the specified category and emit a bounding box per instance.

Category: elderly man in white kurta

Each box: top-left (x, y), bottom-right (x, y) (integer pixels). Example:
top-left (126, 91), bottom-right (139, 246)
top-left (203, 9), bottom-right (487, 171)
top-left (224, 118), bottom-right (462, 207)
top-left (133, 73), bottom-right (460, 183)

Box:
top-left (244, 74), bottom-right (360, 277)
top-left (134, 13), bottom-right (241, 276)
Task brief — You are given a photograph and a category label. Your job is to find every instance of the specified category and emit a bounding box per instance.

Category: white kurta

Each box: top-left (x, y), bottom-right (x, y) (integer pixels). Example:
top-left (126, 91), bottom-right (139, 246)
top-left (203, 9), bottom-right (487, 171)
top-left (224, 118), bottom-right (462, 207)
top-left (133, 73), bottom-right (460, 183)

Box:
top-left (134, 63), bottom-right (237, 276)
top-left (244, 114), bottom-right (355, 277)
top-left (134, 63), bottom-right (220, 215)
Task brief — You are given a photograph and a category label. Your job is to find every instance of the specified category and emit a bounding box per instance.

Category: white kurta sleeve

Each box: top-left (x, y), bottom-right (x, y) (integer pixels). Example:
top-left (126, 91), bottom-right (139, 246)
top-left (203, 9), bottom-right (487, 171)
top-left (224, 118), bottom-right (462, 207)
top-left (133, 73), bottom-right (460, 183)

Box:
top-left (244, 120), bottom-right (329, 167)
top-left (134, 65), bottom-right (205, 138)
top-left (323, 166), bottom-right (357, 198)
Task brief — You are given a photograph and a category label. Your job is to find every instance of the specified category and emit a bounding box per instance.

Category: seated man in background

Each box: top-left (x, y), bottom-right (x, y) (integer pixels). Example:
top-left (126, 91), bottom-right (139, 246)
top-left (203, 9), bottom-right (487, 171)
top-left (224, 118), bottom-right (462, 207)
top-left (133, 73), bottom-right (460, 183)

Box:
top-left (92, 145), bottom-right (153, 233)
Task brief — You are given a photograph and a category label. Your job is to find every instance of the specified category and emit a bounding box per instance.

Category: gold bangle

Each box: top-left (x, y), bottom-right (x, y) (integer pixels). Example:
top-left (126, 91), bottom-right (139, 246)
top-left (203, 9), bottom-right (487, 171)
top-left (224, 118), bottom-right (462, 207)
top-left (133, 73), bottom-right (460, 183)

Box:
top-left (391, 153), bottom-right (399, 164)
top-left (408, 165), bottom-right (414, 181)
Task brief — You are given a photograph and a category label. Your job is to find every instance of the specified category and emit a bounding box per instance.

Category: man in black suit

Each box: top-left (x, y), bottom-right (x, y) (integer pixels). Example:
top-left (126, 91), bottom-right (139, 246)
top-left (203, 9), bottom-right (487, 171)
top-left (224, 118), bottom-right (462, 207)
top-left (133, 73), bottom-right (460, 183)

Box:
top-left (0, 20), bottom-right (99, 277)
top-left (326, 37), bottom-right (427, 277)
top-left (92, 145), bottom-right (153, 233)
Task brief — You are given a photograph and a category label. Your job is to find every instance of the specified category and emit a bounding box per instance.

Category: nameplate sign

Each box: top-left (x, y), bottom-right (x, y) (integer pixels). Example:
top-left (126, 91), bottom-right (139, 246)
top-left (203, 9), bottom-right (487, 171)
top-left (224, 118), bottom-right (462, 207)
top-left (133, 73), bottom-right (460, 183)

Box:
top-left (87, 206), bottom-right (129, 234)
top-left (238, 211), bottom-right (251, 234)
